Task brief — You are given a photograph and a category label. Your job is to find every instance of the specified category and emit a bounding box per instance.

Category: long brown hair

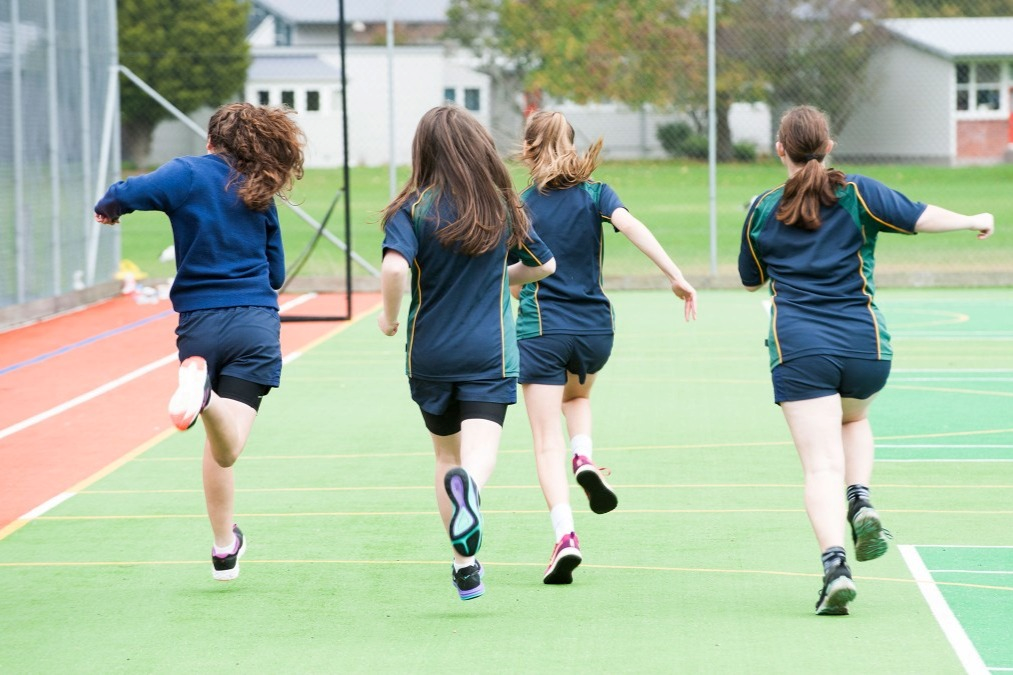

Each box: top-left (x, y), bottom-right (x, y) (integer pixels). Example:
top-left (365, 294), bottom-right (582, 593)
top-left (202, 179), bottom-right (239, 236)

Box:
top-left (522, 110), bottom-right (603, 192)
top-left (207, 102), bottom-right (305, 212)
top-left (381, 105), bottom-right (530, 256)
top-left (775, 105), bottom-right (846, 230)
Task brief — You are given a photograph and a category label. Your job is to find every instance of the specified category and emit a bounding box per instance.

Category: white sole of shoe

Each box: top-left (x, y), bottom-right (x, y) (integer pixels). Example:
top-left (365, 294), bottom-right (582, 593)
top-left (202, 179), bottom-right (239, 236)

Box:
top-left (168, 356), bottom-right (208, 431)
top-left (212, 535), bottom-right (247, 581)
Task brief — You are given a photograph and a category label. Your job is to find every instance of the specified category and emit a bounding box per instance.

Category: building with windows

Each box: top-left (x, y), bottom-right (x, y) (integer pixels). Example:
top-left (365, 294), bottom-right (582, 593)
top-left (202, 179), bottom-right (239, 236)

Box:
top-left (243, 0), bottom-right (490, 168)
top-left (836, 17), bottom-right (1013, 165)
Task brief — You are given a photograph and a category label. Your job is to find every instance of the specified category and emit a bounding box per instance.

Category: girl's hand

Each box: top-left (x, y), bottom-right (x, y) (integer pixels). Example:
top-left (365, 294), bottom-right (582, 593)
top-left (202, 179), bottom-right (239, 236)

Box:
top-left (972, 213), bottom-right (995, 240)
top-left (94, 213), bottom-right (118, 225)
top-left (378, 314), bottom-right (399, 336)
top-left (671, 277), bottom-right (698, 321)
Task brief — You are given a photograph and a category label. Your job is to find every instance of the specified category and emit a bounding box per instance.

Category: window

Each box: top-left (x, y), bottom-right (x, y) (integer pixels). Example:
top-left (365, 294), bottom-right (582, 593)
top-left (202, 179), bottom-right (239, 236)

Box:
top-left (281, 90), bottom-right (295, 109)
top-left (443, 87), bottom-right (456, 103)
top-left (257, 90), bottom-right (270, 105)
top-left (955, 61), bottom-right (1001, 112)
top-left (306, 90), bottom-right (320, 112)
top-left (464, 88), bottom-right (480, 112)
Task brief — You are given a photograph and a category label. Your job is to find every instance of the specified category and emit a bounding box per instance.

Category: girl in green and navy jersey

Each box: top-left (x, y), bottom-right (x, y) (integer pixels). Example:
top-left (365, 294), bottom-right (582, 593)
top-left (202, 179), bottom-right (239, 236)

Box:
top-left (379, 105), bottom-right (555, 601)
top-left (739, 105), bottom-right (994, 616)
top-left (515, 110), bottom-right (697, 585)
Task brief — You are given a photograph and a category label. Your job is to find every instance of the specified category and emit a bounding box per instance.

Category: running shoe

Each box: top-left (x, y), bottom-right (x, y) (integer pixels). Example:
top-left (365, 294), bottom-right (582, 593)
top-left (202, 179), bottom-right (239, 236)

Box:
top-left (573, 455), bottom-right (618, 514)
top-left (445, 467), bottom-right (482, 556)
top-left (848, 499), bottom-right (892, 562)
top-left (211, 524), bottom-right (246, 581)
top-left (815, 561), bottom-right (856, 615)
top-left (168, 356), bottom-right (211, 431)
top-left (543, 532), bottom-right (582, 585)
top-left (452, 561), bottom-right (485, 600)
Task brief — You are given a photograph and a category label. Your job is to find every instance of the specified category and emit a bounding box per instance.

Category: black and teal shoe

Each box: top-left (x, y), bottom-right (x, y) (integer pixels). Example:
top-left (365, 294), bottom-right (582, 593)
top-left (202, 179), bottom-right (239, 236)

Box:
top-left (444, 467), bottom-right (482, 556)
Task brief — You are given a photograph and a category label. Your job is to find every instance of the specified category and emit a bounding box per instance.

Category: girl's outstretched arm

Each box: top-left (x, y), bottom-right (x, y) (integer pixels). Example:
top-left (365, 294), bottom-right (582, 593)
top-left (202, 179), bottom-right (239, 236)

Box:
top-left (508, 257), bottom-right (556, 286)
top-left (611, 208), bottom-right (697, 321)
top-left (914, 207), bottom-right (994, 239)
top-left (379, 250), bottom-right (409, 336)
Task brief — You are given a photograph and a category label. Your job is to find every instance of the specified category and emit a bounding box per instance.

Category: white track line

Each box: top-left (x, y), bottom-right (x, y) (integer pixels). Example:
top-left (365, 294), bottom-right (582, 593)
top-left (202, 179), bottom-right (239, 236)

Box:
top-left (898, 545), bottom-right (990, 675)
top-left (0, 353), bottom-right (178, 441)
top-left (0, 293), bottom-right (320, 443)
top-left (19, 493), bottom-right (75, 520)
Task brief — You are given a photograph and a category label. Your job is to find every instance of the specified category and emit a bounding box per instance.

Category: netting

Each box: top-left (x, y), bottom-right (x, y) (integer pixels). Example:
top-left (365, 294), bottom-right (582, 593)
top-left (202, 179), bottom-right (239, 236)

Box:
top-left (0, 0), bottom-right (119, 309)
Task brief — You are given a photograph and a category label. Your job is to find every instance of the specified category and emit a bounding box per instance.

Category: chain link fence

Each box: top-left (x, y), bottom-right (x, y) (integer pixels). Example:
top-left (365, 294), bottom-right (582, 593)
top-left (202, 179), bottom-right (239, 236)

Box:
top-left (0, 0), bottom-right (120, 318)
top-left (3, 0), bottom-right (1011, 320)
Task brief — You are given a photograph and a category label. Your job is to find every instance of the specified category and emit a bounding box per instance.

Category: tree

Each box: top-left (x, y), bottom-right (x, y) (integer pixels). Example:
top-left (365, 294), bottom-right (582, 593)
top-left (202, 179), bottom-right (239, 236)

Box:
top-left (118, 0), bottom-right (251, 165)
top-left (890, 0), bottom-right (1013, 15)
top-left (446, 0), bottom-right (706, 151)
top-left (718, 0), bottom-right (893, 140)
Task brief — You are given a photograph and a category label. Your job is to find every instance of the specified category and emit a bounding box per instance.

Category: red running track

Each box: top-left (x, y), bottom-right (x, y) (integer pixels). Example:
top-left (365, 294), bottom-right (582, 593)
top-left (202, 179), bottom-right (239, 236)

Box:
top-left (0, 292), bottom-right (379, 530)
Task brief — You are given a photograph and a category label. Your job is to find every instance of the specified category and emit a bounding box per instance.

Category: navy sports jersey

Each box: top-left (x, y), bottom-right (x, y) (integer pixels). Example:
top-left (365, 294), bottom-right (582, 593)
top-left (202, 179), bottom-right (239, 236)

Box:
top-left (382, 188), bottom-right (553, 380)
top-left (739, 174), bottom-right (926, 369)
top-left (515, 181), bottom-right (625, 339)
top-left (95, 154), bottom-right (284, 313)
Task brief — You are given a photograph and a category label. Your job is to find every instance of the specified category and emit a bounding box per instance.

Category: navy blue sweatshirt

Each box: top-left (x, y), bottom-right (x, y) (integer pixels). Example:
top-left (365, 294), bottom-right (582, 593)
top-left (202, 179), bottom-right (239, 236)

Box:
top-left (95, 153), bottom-right (284, 313)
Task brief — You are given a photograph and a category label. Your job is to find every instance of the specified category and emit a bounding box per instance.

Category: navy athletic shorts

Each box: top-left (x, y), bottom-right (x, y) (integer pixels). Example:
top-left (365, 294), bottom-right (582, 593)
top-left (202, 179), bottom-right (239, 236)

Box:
top-left (175, 306), bottom-right (282, 390)
top-left (409, 377), bottom-right (516, 436)
top-left (409, 376), bottom-right (517, 414)
top-left (771, 354), bottom-right (891, 404)
top-left (518, 333), bottom-right (614, 385)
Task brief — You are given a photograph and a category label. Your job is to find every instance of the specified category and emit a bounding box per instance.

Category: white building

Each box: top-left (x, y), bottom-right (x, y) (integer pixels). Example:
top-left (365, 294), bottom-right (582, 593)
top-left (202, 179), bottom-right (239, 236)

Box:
top-left (836, 17), bottom-right (1013, 165)
top-left (246, 0), bottom-right (489, 168)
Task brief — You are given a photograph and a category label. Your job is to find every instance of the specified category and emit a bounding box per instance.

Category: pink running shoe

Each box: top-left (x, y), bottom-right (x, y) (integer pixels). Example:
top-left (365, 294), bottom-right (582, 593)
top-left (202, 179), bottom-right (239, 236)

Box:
top-left (543, 532), bottom-right (582, 584)
top-left (168, 356), bottom-right (211, 431)
top-left (573, 455), bottom-right (618, 514)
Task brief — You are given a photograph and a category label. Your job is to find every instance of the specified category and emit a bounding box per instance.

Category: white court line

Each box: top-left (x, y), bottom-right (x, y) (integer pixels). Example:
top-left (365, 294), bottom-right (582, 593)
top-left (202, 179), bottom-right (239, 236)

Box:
top-left (879, 441), bottom-right (1013, 445)
top-left (19, 493), bottom-right (75, 520)
top-left (892, 378), bottom-right (1013, 383)
top-left (894, 369), bottom-right (1013, 373)
top-left (915, 545), bottom-right (1013, 549)
top-left (898, 545), bottom-right (990, 675)
top-left (895, 337), bottom-right (1013, 342)
top-left (0, 294), bottom-right (320, 443)
top-left (930, 570), bottom-right (1013, 575)
top-left (880, 459), bottom-right (1013, 463)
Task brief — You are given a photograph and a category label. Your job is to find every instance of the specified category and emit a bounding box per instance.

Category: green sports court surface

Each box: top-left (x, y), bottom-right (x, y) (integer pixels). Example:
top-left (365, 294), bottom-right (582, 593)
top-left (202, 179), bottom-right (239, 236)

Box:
top-left (1, 288), bottom-right (1010, 673)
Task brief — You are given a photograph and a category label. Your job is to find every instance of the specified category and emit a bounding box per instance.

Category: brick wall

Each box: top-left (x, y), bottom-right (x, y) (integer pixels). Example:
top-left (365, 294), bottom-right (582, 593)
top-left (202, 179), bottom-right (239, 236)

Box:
top-left (956, 119), bottom-right (1008, 160)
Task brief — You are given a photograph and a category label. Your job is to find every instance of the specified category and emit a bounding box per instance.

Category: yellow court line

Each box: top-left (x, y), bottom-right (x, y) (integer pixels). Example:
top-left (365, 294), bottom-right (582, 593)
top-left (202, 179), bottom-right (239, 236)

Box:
top-left (35, 508), bottom-right (806, 521)
top-left (77, 482), bottom-right (1013, 495)
top-left (889, 384), bottom-right (1013, 398)
top-left (0, 558), bottom-right (1009, 593)
top-left (878, 427), bottom-right (1013, 441)
top-left (34, 507), bottom-right (1013, 522)
top-left (0, 429), bottom-right (174, 542)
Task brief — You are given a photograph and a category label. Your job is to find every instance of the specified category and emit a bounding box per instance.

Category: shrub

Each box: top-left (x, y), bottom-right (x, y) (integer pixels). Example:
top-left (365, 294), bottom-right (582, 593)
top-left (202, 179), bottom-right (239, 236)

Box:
top-left (732, 142), bottom-right (757, 163)
top-left (656, 121), bottom-right (694, 157)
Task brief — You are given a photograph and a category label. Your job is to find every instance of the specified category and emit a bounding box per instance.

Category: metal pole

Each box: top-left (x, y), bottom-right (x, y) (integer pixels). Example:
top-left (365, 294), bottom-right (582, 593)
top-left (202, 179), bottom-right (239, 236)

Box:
top-left (339, 0), bottom-right (354, 315)
top-left (118, 65), bottom-right (207, 137)
top-left (707, 0), bottom-right (718, 278)
top-left (12, 0), bottom-right (26, 303)
top-left (387, 0), bottom-right (397, 199)
top-left (46, 0), bottom-right (62, 294)
top-left (80, 0), bottom-right (97, 284)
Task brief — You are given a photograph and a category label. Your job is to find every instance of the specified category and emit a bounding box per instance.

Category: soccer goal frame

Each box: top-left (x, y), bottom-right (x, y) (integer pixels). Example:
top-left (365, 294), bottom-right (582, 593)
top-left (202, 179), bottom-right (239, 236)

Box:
top-left (93, 0), bottom-right (369, 322)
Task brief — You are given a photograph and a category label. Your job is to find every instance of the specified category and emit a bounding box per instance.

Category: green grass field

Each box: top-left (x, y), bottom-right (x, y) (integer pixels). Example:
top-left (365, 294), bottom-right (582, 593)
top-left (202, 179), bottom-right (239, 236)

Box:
top-left (2, 289), bottom-right (1011, 672)
top-left (117, 160), bottom-right (1013, 288)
